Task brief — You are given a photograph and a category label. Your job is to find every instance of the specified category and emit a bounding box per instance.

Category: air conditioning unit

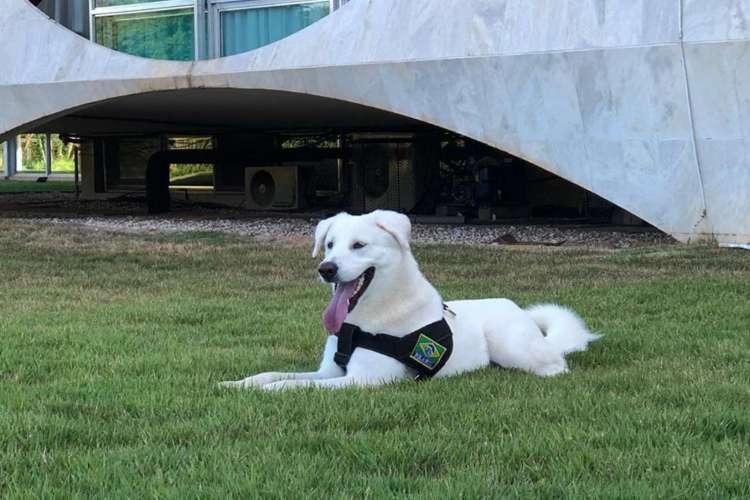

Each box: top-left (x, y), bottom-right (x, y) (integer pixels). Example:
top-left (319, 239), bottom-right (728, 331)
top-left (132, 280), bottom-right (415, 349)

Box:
top-left (245, 166), bottom-right (301, 210)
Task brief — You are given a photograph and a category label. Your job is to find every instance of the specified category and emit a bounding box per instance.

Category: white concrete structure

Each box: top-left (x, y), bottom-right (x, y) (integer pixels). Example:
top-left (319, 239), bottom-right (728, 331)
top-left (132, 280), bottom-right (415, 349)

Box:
top-left (2, 0), bottom-right (749, 243)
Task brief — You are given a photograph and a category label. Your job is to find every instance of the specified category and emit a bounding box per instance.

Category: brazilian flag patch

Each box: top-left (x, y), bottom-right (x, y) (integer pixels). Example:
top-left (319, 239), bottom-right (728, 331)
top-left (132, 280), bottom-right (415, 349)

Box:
top-left (409, 334), bottom-right (447, 370)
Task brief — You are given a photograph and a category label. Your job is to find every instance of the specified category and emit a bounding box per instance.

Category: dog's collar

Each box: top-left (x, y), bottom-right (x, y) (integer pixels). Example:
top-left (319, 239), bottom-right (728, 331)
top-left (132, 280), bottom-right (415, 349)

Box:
top-left (333, 307), bottom-right (455, 381)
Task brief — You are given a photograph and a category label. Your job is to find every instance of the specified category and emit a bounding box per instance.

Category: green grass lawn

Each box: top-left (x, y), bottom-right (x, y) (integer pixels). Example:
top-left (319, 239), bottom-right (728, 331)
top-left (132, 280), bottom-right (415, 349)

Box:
top-left (0, 180), bottom-right (75, 193)
top-left (0, 220), bottom-right (748, 498)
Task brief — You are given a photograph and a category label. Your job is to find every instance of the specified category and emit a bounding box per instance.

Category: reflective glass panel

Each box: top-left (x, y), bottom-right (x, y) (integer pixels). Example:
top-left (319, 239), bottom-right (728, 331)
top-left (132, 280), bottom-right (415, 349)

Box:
top-left (17, 134), bottom-right (47, 173)
top-left (51, 134), bottom-right (75, 173)
top-left (168, 136), bottom-right (215, 189)
top-left (220, 2), bottom-right (329, 56)
top-left (95, 9), bottom-right (194, 61)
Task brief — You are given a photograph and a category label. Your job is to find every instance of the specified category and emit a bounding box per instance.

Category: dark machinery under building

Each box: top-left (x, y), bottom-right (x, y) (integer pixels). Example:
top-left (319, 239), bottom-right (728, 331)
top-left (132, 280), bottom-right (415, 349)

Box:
top-left (34, 88), bottom-right (640, 225)
top-left (70, 129), bottom-right (637, 225)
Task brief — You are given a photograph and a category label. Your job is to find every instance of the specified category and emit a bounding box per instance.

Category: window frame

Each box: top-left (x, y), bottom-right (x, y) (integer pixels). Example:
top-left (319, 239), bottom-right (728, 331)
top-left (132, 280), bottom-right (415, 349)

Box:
top-left (90, 0), bottom-right (195, 17)
top-left (207, 0), bottom-right (333, 59)
top-left (12, 133), bottom-right (77, 176)
top-left (88, 0), bottom-right (338, 61)
top-left (167, 135), bottom-right (216, 191)
top-left (89, 0), bottom-right (198, 60)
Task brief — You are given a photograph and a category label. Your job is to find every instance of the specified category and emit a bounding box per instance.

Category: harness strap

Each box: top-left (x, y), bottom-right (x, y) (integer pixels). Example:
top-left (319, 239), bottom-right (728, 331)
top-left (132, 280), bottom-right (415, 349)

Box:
top-left (333, 323), bottom-right (356, 367)
top-left (334, 316), bottom-right (454, 381)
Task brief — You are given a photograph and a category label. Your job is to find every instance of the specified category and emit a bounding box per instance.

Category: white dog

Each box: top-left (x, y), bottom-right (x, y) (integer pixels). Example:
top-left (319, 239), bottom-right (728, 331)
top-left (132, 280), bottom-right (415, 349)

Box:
top-left (221, 210), bottom-right (599, 391)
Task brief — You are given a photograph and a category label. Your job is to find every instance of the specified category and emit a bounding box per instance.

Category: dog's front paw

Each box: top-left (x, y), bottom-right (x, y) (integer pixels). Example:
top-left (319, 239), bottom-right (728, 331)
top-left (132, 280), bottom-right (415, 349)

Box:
top-left (261, 380), bottom-right (306, 391)
top-left (261, 381), bottom-right (289, 391)
top-left (218, 380), bottom-right (247, 389)
top-left (218, 373), bottom-right (283, 389)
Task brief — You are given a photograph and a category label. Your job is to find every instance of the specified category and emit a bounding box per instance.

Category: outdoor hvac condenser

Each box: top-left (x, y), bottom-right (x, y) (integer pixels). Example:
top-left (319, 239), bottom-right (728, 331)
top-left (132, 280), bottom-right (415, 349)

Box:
top-left (245, 166), bottom-right (301, 210)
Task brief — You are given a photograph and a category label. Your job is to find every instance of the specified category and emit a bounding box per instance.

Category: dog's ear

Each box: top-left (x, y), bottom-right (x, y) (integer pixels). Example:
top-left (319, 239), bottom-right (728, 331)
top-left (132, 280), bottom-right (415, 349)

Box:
top-left (312, 213), bottom-right (349, 257)
top-left (373, 210), bottom-right (411, 251)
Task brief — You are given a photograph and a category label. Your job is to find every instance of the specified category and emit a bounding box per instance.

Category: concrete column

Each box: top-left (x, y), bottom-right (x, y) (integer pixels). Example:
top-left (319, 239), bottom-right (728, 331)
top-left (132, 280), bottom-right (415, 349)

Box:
top-left (79, 141), bottom-right (97, 198)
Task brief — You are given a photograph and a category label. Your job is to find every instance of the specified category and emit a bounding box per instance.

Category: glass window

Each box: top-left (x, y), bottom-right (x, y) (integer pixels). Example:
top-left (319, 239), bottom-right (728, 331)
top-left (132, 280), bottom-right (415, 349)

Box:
top-left (51, 134), bottom-right (75, 174)
top-left (168, 136), bottom-right (214, 189)
top-left (35, 0), bottom-right (90, 38)
top-left (94, 9), bottom-right (195, 61)
top-left (168, 136), bottom-right (214, 150)
top-left (170, 164), bottom-right (215, 189)
top-left (0, 142), bottom-right (5, 174)
top-left (220, 1), bottom-right (329, 56)
top-left (17, 134), bottom-right (47, 173)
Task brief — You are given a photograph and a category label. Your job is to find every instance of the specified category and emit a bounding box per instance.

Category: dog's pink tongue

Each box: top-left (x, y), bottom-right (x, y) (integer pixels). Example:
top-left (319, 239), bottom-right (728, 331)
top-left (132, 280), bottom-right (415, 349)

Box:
top-left (323, 280), bottom-right (357, 333)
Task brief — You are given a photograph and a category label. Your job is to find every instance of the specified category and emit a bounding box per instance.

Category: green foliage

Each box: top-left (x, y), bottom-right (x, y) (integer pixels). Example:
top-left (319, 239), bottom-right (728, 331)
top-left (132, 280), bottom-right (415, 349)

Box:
top-left (169, 164), bottom-right (213, 183)
top-left (168, 136), bottom-right (214, 186)
top-left (50, 135), bottom-right (76, 173)
top-left (18, 134), bottom-right (46, 172)
top-left (0, 221), bottom-right (748, 498)
top-left (15, 134), bottom-right (76, 173)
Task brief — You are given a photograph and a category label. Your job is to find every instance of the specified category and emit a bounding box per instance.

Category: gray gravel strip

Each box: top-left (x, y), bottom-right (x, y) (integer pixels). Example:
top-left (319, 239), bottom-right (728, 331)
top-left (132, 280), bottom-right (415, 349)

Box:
top-left (5, 215), bottom-right (676, 249)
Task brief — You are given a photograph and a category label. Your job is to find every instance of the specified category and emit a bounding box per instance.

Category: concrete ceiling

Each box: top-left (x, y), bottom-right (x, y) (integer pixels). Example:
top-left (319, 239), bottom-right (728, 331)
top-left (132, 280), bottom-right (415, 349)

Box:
top-left (32, 88), bottom-right (429, 136)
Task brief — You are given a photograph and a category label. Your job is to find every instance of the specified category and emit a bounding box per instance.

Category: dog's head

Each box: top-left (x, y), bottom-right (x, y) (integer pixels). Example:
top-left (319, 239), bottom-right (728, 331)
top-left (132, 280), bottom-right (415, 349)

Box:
top-left (312, 210), bottom-right (412, 333)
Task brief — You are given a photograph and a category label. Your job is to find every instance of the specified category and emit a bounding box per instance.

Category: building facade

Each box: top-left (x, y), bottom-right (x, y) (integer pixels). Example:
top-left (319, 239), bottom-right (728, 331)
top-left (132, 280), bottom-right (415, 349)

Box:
top-left (3, 0), bottom-right (349, 178)
top-left (2, 0), bottom-right (750, 245)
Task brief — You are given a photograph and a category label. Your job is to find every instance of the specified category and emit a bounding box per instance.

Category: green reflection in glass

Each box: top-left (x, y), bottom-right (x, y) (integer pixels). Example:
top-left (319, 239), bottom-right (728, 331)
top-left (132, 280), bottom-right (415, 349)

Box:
top-left (95, 9), bottom-right (194, 61)
top-left (168, 136), bottom-right (215, 189)
top-left (17, 134), bottom-right (47, 173)
top-left (51, 135), bottom-right (76, 174)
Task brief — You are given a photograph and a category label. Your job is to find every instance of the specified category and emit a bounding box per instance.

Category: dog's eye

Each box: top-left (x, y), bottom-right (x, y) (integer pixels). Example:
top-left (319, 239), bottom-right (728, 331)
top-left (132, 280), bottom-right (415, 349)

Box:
top-left (352, 242), bottom-right (367, 250)
top-left (326, 241), bottom-right (334, 250)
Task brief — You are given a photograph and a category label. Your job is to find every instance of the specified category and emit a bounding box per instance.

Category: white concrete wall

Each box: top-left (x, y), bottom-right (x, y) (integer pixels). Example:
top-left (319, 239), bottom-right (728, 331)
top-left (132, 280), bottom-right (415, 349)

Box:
top-left (683, 0), bottom-right (750, 243)
top-left (2, 0), bottom-right (750, 243)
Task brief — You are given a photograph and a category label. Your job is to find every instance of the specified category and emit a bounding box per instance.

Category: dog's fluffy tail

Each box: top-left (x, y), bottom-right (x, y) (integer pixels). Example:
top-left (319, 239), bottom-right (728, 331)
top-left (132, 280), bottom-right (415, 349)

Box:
top-left (527, 304), bottom-right (601, 355)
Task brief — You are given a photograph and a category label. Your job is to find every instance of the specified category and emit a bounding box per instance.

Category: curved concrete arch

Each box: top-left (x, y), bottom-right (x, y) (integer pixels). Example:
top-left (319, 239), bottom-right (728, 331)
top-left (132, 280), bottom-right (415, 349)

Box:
top-left (3, 0), bottom-right (750, 244)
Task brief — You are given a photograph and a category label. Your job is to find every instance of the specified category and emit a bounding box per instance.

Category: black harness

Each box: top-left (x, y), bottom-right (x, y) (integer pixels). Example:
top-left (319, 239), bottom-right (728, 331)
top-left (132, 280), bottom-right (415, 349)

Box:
top-left (333, 310), bottom-right (454, 381)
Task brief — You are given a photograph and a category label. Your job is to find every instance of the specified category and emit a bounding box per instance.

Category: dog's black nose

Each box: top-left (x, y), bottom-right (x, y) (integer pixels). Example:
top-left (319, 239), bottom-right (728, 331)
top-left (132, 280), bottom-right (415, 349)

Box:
top-left (318, 262), bottom-right (338, 282)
